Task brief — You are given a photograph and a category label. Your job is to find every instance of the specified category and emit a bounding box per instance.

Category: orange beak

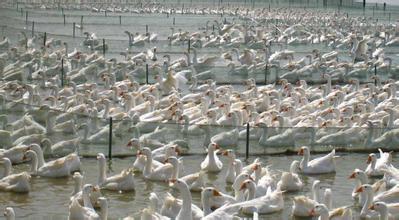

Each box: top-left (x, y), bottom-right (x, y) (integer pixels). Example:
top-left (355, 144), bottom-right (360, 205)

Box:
top-left (309, 208), bottom-right (316, 216)
top-left (22, 154), bottom-right (27, 160)
top-left (251, 164), bottom-right (260, 171)
top-left (239, 182), bottom-right (247, 191)
top-left (93, 186), bottom-right (100, 192)
top-left (367, 155), bottom-right (372, 164)
top-left (213, 143), bottom-right (220, 149)
top-left (222, 150), bottom-right (229, 156)
top-left (369, 204), bottom-right (375, 210)
top-left (175, 147), bottom-right (181, 155)
top-left (348, 172), bottom-right (356, 179)
top-left (298, 148), bottom-right (304, 155)
top-left (169, 179), bottom-right (177, 185)
top-left (137, 150), bottom-right (142, 156)
top-left (355, 186), bottom-right (363, 193)
top-left (126, 141), bottom-right (132, 147)
top-left (213, 189), bottom-right (222, 196)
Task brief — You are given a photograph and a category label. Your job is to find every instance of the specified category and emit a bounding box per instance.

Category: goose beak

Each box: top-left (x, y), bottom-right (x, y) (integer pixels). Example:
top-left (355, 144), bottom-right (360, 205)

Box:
top-left (309, 208), bottom-right (316, 216)
top-left (212, 143), bottom-right (220, 149)
top-left (348, 172), bottom-right (356, 179)
top-left (213, 189), bottom-right (222, 196)
top-left (239, 182), bottom-right (247, 191)
top-left (93, 186), bottom-right (100, 192)
top-left (126, 141), bottom-right (132, 147)
top-left (355, 186), bottom-right (363, 193)
top-left (367, 155), bottom-right (372, 164)
top-left (222, 150), bottom-right (229, 156)
top-left (175, 147), bottom-right (181, 155)
top-left (369, 204), bottom-right (375, 210)
top-left (169, 179), bottom-right (177, 187)
top-left (298, 148), bottom-right (304, 155)
top-left (137, 150), bottom-right (142, 156)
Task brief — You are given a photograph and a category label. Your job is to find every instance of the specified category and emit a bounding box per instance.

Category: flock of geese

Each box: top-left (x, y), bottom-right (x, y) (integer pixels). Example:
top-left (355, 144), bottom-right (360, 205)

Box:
top-left (0, 2), bottom-right (398, 220)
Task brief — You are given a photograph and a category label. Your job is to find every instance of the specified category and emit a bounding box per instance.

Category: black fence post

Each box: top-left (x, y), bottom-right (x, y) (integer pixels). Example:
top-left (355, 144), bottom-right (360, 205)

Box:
top-left (31, 21), bottom-right (34, 37)
top-left (72, 22), bottom-right (75, 38)
top-left (43, 32), bottom-right (46, 47)
top-left (146, 64), bottom-right (149, 84)
top-left (146, 25), bottom-right (148, 35)
top-left (63, 14), bottom-right (66, 25)
top-left (25, 11), bottom-right (28, 24)
top-left (61, 58), bottom-right (64, 87)
top-left (188, 39), bottom-right (191, 53)
top-left (389, 13), bottom-right (391, 22)
top-left (173, 17), bottom-right (175, 25)
top-left (374, 65), bottom-right (377, 86)
top-left (264, 63), bottom-right (268, 85)
top-left (105, 10), bottom-right (107, 17)
top-left (119, 15), bottom-right (121, 25)
top-left (245, 123), bottom-right (250, 160)
top-left (80, 16), bottom-right (83, 28)
top-left (108, 117), bottom-right (113, 160)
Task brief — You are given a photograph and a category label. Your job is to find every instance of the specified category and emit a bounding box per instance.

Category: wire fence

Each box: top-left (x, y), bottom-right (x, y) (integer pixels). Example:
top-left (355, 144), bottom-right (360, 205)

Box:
top-left (0, 86), bottom-right (397, 160)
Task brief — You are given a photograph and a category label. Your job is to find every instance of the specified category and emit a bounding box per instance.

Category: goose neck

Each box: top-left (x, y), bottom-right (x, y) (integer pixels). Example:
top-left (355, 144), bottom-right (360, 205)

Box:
top-left (98, 159), bottom-right (107, 185)
top-left (178, 183), bottom-right (192, 217)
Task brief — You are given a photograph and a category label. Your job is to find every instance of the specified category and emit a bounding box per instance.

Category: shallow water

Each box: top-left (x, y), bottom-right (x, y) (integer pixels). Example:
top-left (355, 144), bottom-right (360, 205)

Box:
top-left (1, 153), bottom-right (398, 219)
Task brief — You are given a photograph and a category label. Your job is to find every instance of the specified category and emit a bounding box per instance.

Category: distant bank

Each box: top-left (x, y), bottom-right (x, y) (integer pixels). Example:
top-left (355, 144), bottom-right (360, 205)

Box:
top-left (355, 0), bottom-right (399, 6)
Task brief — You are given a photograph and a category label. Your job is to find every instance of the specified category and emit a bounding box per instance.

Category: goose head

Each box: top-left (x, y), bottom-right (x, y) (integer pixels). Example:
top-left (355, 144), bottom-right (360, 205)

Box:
top-left (369, 201), bottom-right (388, 213)
top-left (367, 153), bottom-right (377, 164)
top-left (355, 184), bottom-right (373, 195)
top-left (137, 147), bottom-right (152, 157)
top-left (3, 207), bottom-right (15, 220)
top-left (309, 204), bottom-right (329, 217)
top-left (297, 146), bottom-right (309, 156)
top-left (222, 149), bottom-right (236, 160)
top-left (201, 187), bottom-right (222, 200)
top-left (126, 138), bottom-right (140, 149)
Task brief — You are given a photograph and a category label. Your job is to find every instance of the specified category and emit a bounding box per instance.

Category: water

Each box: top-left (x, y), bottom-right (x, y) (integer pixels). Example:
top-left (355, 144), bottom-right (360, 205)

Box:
top-left (0, 3), bottom-right (399, 219)
top-left (0, 153), bottom-right (397, 219)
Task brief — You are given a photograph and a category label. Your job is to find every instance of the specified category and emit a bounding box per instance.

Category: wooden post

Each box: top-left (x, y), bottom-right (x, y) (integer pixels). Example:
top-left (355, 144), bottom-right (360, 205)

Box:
top-left (73, 22), bottom-right (75, 38)
top-left (245, 123), bottom-right (250, 160)
top-left (108, 117), bottom-right (113, 160)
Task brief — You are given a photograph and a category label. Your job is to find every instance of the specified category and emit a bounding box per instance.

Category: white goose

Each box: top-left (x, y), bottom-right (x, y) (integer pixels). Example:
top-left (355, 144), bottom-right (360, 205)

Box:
top-left (70, 172), bottom-right (102, 208)
top-left (23, 145), bottom-right (80, 177)
top-left (277, 160), bottom-right (304, 192)
top-left (210, 112), bottom-right (239, 148)
top-left (309, 203), bottom-right (352, 220)
top-left (165, 156), bottom-right (205, 192)
top-left (138, 148), bottom-right (173, 181)
top-left (168, 179), bottom-right (204, 220)
top-left (96, 153), bottom-right (135, 191)
top-left (0, 158), bottom-right (30, 193)
top-left (235, 179), bottom-right (284, 214)
top-left (365, 149), bottom-right (392, 177)
top-left (292, 180), bottom-right (323, 217)
top-left (4, 207), bottom-right (15, 220)
top-left (369, 201), bottom-right (399, 220)
top-left (68, 184), bottom-right (101, 220)
top-left (201, 143), bottom-right (223, 172)
top-left (298, 146), bottom-right (337, 174)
